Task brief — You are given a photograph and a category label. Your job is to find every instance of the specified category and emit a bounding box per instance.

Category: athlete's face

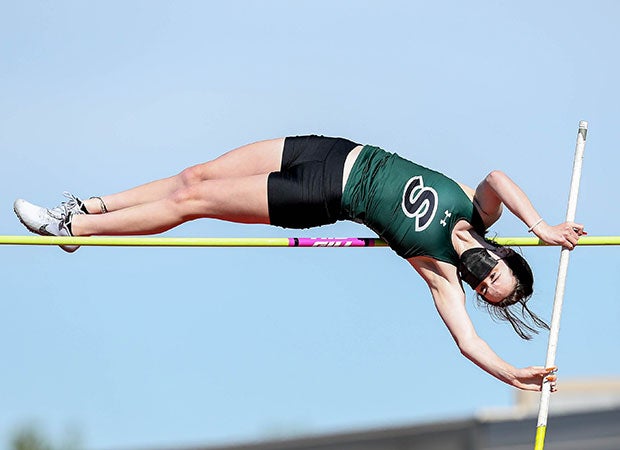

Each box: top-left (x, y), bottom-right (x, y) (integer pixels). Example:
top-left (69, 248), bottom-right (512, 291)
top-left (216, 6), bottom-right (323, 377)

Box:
top-left (474, 259), bottom-right (517, 304)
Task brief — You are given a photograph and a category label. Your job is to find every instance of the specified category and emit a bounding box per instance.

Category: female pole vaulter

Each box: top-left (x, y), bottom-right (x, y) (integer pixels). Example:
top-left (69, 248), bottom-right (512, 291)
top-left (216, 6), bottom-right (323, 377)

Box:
top-left (14, 135), bottom-right (585, 390)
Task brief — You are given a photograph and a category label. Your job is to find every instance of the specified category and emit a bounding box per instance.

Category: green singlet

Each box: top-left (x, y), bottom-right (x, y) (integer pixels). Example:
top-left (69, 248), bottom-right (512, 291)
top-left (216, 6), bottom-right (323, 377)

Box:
top-left (341, 145), bottom-right (486, 265)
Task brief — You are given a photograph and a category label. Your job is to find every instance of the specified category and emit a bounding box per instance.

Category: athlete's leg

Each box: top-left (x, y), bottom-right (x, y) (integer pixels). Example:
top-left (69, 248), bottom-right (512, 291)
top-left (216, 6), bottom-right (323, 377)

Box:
top-left (82, 138), bottom-right (284, 213)
top-left (72, 174), bottom-right (271, 236)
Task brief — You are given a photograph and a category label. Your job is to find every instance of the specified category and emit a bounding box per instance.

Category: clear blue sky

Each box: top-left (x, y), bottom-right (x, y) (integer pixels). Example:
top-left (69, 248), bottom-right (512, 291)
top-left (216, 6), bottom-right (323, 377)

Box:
top-left (1, 1), bottom-right (619, 448)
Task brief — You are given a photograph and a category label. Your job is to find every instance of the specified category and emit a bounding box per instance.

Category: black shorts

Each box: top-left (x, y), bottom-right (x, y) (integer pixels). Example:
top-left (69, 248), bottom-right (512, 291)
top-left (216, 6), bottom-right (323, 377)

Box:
top-left (267, 135), bottom-right (360, 229)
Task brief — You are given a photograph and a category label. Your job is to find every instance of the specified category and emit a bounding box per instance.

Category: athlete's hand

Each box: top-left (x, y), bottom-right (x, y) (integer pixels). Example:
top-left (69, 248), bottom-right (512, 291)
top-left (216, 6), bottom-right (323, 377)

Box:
top-left (534, 221), bottom-right (586, 249)
top-left (512, 366), bottom-right (558, 392)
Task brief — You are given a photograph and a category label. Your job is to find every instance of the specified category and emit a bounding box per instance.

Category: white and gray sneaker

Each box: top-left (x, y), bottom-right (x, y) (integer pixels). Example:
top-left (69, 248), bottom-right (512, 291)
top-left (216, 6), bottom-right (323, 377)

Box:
top-left (13, 192), bottom-right (86, 253)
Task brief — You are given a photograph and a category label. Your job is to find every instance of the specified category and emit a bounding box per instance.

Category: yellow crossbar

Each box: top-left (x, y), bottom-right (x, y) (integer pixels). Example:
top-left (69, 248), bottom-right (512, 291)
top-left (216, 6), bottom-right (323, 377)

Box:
top-left (0, 235), bottom-right (618, 247)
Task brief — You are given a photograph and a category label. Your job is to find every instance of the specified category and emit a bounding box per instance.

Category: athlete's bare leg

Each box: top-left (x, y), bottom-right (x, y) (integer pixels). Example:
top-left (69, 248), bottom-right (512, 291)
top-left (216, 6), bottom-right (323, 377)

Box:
top-left (82, 138), bottom-right (284, 213)
top-left (72, 173), bottom-right (271, 236)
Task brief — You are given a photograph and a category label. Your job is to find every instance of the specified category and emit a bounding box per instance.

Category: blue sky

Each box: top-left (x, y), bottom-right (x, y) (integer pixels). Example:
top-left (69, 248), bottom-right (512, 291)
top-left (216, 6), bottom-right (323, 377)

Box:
top-left (1, 1), bottom-right (619, 448)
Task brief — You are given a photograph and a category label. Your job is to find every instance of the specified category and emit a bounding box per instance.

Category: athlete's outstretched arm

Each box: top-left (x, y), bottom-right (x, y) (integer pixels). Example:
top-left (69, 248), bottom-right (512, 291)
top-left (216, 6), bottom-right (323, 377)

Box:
top-left (410, 258), bottom-right (556, 391)
top-left (474, 170), bottom-right (585, 249)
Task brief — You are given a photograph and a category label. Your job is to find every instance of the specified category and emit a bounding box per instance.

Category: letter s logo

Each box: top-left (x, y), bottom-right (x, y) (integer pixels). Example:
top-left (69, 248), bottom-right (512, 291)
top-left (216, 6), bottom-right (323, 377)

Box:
top-left (401, 176), bottom-right (438, 231)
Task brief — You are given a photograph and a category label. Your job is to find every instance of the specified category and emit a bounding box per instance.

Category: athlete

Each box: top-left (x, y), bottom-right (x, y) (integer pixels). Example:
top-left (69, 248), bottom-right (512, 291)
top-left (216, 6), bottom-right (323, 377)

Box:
top-left (14, 136), bottom-right (585, 391)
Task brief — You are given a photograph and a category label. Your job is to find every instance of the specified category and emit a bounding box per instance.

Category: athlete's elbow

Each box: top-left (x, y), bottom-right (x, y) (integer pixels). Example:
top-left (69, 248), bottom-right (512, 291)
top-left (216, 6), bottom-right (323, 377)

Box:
top-left (458, 342), bottom-right (473, 359)
top-left (484, 170), bottom-right (508, 187)
top-left (456, 335), bottom-right (481, 359)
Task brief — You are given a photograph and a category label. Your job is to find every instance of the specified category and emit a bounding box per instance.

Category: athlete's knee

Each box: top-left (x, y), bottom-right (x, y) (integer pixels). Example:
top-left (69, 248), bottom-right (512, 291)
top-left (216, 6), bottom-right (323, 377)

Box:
top-left (170, 183), bottom-right (199, 203)
top-left (168, 183), bottom-right (219, 220)
top-left (178, 163), bottom-right (210, 187)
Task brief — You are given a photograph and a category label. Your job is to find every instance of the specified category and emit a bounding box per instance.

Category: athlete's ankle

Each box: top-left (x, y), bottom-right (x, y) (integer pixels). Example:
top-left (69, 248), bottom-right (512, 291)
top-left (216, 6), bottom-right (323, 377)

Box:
top-left (84, 196), bottom-right (108, 214)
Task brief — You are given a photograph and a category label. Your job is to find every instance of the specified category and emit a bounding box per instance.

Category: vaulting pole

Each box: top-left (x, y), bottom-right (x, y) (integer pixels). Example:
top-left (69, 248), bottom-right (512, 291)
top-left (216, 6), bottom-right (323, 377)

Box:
top-left (534, 121), bottom-right (588, 450)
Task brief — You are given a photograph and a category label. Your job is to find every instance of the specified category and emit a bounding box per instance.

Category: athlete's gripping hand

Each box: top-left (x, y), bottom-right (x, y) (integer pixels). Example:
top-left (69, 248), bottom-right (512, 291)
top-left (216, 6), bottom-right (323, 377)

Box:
top-left (534, 221), bottom-right (586, 250)
top-left (512, 366), bottom-right (558, 392)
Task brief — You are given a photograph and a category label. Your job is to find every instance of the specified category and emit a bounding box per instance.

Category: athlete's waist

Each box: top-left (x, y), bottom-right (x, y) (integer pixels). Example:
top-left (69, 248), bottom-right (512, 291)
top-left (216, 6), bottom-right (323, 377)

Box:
top-left (341, 144), bottom-right (364, 192)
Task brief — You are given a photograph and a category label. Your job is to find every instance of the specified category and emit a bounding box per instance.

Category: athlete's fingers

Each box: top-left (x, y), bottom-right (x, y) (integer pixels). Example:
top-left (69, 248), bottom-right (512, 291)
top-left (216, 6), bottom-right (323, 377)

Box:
top-left (564, 228), bottom-right (579, 248)
top-left (570, 222), bottom-right (585, 232)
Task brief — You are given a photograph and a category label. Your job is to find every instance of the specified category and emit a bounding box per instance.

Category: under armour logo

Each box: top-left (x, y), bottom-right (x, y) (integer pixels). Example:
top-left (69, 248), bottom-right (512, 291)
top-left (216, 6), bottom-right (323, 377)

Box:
top-left (440, 210), bottom-right (452, 227)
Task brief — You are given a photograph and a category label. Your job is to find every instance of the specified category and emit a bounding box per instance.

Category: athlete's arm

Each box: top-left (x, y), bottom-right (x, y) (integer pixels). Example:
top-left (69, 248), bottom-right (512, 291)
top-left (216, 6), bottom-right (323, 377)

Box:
top-left (475, 170), bottom-right (585, 249)
top-left (410, 257), bottom-right (556, 391)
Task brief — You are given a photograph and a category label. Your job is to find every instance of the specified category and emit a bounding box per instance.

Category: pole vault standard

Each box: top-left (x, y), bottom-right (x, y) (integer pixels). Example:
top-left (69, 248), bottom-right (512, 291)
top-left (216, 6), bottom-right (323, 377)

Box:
top-left (534, 121), bottom-right (588, 450)
top-left (0, 235), bottom-right (618, 247)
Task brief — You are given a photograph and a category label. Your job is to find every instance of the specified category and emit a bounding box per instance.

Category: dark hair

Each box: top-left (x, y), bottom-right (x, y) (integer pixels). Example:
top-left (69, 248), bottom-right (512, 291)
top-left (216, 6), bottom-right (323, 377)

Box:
top-left (476, 243), bottom-right (549, 340)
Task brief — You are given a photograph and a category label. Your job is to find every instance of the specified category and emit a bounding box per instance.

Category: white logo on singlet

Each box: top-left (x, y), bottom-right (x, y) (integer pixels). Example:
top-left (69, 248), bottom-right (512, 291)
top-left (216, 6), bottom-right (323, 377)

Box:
top-left (401, 176), bottom-right (438, 232)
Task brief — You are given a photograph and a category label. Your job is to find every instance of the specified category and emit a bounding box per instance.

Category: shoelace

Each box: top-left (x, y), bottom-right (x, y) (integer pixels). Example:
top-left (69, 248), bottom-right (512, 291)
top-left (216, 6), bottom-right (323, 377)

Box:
top-left (47, 192), bottom-right (84, 220)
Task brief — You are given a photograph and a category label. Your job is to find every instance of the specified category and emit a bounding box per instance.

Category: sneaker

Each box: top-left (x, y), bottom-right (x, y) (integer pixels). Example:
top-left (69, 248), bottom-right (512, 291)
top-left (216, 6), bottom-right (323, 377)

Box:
top-left (13, 192), bottom-right (86, 253)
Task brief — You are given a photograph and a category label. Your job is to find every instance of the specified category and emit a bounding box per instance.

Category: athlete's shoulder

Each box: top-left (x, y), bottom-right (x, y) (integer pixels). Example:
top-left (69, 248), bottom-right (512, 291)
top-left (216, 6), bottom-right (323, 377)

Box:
top-left (456, 182), bottom-right (475, 201)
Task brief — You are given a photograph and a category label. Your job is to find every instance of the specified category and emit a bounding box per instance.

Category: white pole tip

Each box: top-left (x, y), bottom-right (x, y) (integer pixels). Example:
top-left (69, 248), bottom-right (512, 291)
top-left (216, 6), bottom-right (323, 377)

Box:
top-left (579, 120), bottom-right (588, 129)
